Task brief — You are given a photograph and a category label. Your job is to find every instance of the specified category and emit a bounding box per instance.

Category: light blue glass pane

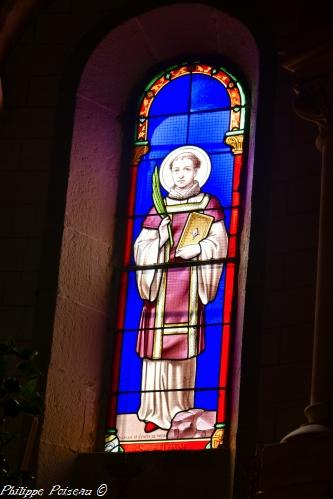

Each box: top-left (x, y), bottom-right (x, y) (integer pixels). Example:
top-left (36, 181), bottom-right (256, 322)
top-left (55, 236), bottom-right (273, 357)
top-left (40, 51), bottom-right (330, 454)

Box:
top-left (188, 110), bottom-right (230, 145)
top-left (191, 74), bottom-right (230, 112)
top-left (149, 75), bottom-right (191, 116)
top-left (204, 153), bottom-right (234, 209)
top-left (190, 142), bottom-right (230, 155)
top-left (149, 115), bottom-right (188, 146)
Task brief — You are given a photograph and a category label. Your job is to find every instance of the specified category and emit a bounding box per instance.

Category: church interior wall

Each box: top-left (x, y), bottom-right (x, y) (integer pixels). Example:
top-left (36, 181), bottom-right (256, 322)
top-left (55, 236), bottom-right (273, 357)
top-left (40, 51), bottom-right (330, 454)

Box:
top-left (0, 0), bottom-right (324, 494)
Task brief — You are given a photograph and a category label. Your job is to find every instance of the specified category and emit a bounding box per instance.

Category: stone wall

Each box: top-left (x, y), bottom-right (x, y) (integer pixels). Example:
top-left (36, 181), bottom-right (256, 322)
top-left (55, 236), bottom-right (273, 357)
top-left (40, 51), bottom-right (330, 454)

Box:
top-left (0, 0), bottom-right (321, 490)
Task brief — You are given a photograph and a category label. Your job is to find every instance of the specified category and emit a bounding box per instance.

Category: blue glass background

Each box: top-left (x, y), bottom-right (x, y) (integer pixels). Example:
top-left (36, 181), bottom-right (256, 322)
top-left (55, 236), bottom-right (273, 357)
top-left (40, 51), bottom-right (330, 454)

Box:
top-left (117, 72), bottom-right (234, 414)
top-left (117, 270), bottom-right (227, 413)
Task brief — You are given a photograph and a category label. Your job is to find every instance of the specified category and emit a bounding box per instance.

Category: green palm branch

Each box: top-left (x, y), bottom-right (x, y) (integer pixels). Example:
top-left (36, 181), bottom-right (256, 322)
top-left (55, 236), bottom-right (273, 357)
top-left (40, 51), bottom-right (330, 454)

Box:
top-left (152, 166), bottom-right (173, 247)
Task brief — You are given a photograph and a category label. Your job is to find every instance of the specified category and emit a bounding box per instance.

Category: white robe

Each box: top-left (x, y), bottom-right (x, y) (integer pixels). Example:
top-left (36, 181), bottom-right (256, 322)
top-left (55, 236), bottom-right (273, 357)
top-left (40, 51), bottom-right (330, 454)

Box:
top-left (134, 193), bottom-right (228, 428)
top-left (134, 193), bottom-right (228, 304)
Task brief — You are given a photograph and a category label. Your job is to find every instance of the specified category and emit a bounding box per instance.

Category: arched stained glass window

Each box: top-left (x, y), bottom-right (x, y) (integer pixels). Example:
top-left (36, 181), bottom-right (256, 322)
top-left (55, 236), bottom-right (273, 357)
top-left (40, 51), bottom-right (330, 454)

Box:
top-left (105, 62), bottom-right (248, 453)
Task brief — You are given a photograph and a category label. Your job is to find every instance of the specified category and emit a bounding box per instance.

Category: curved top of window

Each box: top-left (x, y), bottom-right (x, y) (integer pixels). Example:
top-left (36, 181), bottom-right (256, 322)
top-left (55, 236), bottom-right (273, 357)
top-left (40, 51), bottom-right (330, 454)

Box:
top-left (136, 62), bottom-right (246, 145)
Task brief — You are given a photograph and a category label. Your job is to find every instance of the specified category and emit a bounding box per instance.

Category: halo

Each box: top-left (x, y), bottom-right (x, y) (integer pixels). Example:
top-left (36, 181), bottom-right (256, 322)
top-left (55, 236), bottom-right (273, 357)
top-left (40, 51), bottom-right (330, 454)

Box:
top-left (159, 146), bottom-right (211, 192)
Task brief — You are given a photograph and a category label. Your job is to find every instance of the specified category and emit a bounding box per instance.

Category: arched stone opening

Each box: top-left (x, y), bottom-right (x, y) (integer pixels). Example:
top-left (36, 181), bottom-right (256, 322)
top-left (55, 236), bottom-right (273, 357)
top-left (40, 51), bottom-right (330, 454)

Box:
top-left (37, 3), bottom-right (259, 487)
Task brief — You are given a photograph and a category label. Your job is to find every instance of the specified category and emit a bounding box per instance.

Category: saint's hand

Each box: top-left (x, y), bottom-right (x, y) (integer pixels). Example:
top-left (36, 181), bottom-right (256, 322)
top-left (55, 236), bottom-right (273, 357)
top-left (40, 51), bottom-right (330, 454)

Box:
top-left (159, 216), bottom-right (171, 247)
top-left (176, 243), bottom-right (201, 260)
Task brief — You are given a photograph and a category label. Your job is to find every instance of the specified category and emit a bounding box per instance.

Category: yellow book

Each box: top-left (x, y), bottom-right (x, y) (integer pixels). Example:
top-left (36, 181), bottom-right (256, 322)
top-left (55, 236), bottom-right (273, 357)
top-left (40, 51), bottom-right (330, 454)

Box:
top-left (177, 212), bottom-right (214, 249)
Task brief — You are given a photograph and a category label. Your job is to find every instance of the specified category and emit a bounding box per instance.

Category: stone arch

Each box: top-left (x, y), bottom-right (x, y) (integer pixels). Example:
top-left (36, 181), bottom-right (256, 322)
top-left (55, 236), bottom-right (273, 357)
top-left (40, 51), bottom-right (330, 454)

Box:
top-left (37, 3), bottom-right (259, 486)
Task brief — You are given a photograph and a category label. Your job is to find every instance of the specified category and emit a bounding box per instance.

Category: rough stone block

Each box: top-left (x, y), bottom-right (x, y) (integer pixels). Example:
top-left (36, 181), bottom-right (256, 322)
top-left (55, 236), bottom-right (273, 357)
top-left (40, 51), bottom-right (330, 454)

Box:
top-left (78, 19), bottom-right (154, 114)
top-left (50, 294), bottom-right (108, 380)
top-left (67, 98), bottom-right (122, 241)
top-left (58, 227), bottom-right (112, 310)
top-left (40, 366), bottom-right (100, 453)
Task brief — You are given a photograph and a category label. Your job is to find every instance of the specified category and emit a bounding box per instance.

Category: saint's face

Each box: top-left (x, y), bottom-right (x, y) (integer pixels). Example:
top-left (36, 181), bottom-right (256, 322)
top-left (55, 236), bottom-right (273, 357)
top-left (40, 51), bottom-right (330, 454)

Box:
top-left (170, 158), bottom-right (197, 190)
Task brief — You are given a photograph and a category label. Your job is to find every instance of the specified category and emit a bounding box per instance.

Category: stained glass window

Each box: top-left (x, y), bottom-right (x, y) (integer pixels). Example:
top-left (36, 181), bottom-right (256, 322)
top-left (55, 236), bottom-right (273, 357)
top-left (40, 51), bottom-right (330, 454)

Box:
top-left (105, 62), bottom-right (247, 452)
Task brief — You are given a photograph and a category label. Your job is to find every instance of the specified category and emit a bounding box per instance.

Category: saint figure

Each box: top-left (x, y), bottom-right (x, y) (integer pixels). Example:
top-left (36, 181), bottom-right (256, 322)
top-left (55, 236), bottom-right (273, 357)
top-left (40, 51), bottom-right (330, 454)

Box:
top-left (134, 146), bottom-right (228, 433)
